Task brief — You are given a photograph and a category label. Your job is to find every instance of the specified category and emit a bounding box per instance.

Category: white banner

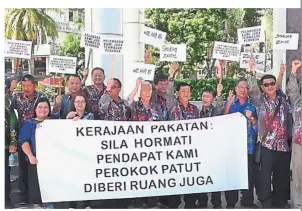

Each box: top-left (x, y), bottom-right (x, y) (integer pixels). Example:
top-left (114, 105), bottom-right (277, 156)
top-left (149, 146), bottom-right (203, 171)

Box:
top-left (4, 40), bottom-right (32, 59)
top-left (160, 44), bottom-right (186, 62)
top-left (237, 26), bottom-right (265, 45)
top-left (212, 42), bottom-right (241, 62)
top-left (100, 37), bottom-right (125, 55)
top-left (273, 33), bottom-right (299, 50)
top-left (36, 113), bottom-right (248, 202)
top-left (139, 26), bottom-right (167, 47)
top-left (49, 55), bottom-right (77, 74)
top-left (80, 32), bottom-right (102, 49)
top-left (240, 53), bottom-right (265, 70)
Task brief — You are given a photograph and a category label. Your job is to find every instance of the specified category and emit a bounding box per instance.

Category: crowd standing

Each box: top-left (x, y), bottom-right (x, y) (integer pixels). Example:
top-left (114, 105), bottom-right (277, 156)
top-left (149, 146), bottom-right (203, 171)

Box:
top-left (4, 52), bottom-right (302, 209)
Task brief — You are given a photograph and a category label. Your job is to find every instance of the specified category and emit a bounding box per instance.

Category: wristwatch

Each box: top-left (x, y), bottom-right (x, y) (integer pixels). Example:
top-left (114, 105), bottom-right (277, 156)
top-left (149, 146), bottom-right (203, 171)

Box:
top-left (250, 117), bottom-right (255, 120)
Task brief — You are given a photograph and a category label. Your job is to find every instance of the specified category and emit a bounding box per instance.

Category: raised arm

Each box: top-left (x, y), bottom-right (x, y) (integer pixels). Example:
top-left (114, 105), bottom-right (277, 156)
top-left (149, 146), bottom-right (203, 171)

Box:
top-left (288, 60), bottom-right (301, 108)
top-left (247, 57), bottom-right (262, 108)
top-left (81, 68), bottom-right (89, 86)
top-left (276, 62), bottom-right (286, 88)
top-left (128, 77), bottom-right (143, 103)
top-left (215, 61), bottom-right (225, 115)
top-left (166, 64), bottom-right (177, 110)
top-left (223, 90), bottom-right (235, 114)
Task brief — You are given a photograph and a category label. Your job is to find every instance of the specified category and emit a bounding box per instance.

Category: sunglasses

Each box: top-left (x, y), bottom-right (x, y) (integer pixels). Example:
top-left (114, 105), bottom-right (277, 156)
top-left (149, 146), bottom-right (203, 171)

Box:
top-left (262, 82), bottom-right (276, 87)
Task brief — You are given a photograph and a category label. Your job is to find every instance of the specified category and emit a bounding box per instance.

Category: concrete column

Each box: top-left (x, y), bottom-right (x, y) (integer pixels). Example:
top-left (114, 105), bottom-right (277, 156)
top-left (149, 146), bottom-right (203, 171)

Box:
top-left (84, 8), bottom-right (123, 86)
top-left (122, 8), bottom-right (145, 98)
top-left (273, 8), bottom-right (287, 91)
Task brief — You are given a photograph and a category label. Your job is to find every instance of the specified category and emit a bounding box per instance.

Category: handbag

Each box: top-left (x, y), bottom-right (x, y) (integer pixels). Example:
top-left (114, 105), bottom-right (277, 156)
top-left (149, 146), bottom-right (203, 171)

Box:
top-left (254, 100), bottom-right (282, 163)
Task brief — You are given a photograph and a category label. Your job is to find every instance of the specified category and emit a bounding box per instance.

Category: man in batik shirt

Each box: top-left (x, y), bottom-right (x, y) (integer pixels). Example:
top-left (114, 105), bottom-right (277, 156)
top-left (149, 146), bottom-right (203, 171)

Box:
top-left (82, 67), bottom-right (107, 119)
top-left (247, 58), bottom-right (291, 208)
top-left (10, 74), bottom-right (47, 205)
top-left (287, 60), bottom-right (301, 209)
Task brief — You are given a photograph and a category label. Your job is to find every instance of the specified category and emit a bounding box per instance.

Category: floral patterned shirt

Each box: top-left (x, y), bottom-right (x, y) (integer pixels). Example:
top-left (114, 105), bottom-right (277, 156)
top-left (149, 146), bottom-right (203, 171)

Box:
top-left (248, 75), bottom-right (291, 152)
top-left (170, 101), bottom-right (200, 120)
top-left (199, 96), bottom-right (224, 118)
top-left (130, 100), bottom-right (164, 121)
top-left (84, 84), bottom-right (106, 120)
top-left (151, 91), bottom-right (169, 120)
top-left (99, 93), bottom-right (131, 121)
top-left (288, 74), bottom-right (301, 145)
top-left (11, 92), bottom-right (47, 125)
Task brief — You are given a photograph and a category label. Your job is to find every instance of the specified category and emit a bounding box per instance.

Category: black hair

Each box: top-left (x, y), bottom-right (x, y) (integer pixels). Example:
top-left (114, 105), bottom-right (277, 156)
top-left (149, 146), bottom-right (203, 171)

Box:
top-left (154, 75), bottom-right (168, 85)
top-left (176, 82), bottom-right (191, 92)
top-left (91, 67), bottom-right (105, 75)
top-left (113, 78), bottom-right (122, 88)
top-left (21, 74), bottom-right (36, 84)
top-left (66, 74), bottom-right (81, 81)
top-left (235, 78), bottom-right (248, 87)
top-left (32, 97), bottom-right (51, 118)
top-left (202, 88), bottom-right (216, 98)
top-left (260, 74), bottom-right (276, 84)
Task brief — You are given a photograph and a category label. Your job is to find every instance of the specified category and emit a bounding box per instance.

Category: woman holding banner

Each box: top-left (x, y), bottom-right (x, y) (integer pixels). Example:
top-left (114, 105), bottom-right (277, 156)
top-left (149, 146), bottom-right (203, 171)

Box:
top-left (18, 98), bottom-right (54, 209)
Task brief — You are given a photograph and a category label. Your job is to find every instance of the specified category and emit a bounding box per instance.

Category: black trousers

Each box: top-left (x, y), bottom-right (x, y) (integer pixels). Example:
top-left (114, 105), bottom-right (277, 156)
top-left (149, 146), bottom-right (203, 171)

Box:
top-left (259, 147), bottom-right (291, 208)
top-left (18, 148), bottom-right (29, 202)
top-left (240, 154), bottom-right (258, 205)
top-left (28, 163), bottom-right (42, 204)
top-left (5, 149), bottom-right (11, 203)
top-left (159, 195), bottom-right (181, 208)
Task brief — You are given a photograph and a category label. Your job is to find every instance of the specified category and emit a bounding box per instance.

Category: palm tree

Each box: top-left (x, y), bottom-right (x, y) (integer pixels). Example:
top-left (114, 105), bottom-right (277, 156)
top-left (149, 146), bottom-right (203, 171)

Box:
top-left (5, 8), bottom-right (58, 73)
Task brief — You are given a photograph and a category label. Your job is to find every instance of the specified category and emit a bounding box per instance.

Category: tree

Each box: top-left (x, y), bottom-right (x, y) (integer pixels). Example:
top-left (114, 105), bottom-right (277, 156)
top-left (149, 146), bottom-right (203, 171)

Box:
top-left (145, 8), bottom-right (227, 78)
top-left (5, 9), bottom-right (58, 72)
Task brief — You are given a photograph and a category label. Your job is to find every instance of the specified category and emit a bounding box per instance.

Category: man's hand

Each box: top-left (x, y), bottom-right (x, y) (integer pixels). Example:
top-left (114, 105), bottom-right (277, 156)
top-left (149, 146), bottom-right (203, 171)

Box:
top-left (106, 79), bottom-right (114, 92)
top-left (9, 146), bottom-right (17, 153)
top-left (169, 63), bottom-right (177, 78)
top-left (82, 68), bottom-right (89, 77)
top-left (136, 77), bottom-right (143, 88)
top-left (227, 90), bottom-right (235, 103)
top-left (280, 62), bottom-right (286, 75)
top-left (292, 60), bottom-right (301, 76)
top-left (55, 95), bottom-right (62, 106)
top-left (144, 48), bottom-right (152, 64)
top-left (216, 61), bottom-right (223, 80)
top-left (10, 80), bottom-right (18, 92)
top-left (28, 155), bottom-right (38, 165)
top-left (248, 55), bottom-right (256, 74)
top-left (245, 110), bottom-right (252, 120)
top-left (217, 83), bottom-right (223, 97)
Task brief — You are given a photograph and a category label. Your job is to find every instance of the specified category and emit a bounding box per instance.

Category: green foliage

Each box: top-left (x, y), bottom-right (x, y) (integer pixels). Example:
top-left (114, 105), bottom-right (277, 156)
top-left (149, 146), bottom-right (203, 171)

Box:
top-left (174, 77), bottom-right (237, 101)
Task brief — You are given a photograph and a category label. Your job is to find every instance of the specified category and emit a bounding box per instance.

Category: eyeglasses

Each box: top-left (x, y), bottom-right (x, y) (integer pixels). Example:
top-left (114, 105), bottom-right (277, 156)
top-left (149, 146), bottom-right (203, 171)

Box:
top-left (263, 82), bottom-right (276, 87)
top-left (75, 101), bottom-right (86, 104)
top-left (237, 86), bottom-right (248, 90)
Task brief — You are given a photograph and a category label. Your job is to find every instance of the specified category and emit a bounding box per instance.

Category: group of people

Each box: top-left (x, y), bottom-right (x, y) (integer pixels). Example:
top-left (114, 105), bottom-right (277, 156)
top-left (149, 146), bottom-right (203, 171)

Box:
top-left (4, 54), bottom-right (301, 209)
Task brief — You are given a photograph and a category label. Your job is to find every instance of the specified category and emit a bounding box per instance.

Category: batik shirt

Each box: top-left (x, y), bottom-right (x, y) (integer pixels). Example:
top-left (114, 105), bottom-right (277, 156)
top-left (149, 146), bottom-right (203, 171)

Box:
top-left (84, 85), bottom-right (106, 119)
top-left (11, 92), bottom-right (47, 125)
top-left (170, 101), bottom-right (200, 120)
top-left (199, 96), bottom-right (224, 118)
top-left (248, 75), bottom-right (291, 152)
top-left (228, 97), bottom-right (258, 154)
top-left (99, 93), bottom-right (131, 121)
top-left (130, 100), bottom-right (164, 121)
top-left (288, 74), bottom-right (301, 145)
top-left (151, 91), bottom-right (168, 120)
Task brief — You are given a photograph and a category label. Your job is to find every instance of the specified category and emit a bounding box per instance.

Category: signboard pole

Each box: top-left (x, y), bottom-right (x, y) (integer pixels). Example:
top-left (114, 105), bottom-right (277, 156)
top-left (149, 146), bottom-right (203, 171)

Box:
top-left (58, 74), bottom-right (63, 96)
top-left (110, 55), bottom-right (115, 79)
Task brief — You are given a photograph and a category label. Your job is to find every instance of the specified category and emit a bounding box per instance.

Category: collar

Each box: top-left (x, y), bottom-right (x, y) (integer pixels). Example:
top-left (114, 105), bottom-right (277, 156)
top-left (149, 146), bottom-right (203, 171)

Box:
top-left (234, 96), bottom-right (252, 105)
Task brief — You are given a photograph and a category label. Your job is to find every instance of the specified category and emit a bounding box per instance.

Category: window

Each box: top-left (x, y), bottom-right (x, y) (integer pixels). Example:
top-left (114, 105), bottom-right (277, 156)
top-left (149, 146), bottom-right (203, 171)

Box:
top-left (69, 10), bottom-right (74, 22)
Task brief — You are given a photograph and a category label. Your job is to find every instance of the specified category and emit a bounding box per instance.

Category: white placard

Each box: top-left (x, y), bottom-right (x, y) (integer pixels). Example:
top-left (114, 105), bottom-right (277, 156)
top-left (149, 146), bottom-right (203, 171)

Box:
top-left (36, 113), bottom-right (248, 202)
top-left (4, 40), bottom-right (32, 59)
top-left (160, 44), bottom-right (186, 62)
top-left (240, 53), bottom-right (265, 70)
top-left (273, 33), bottom-right (299, 50)
top-left (100, 37), bottom-right (125, 55)
top-left (212, 42), bottom-right (241, 62)
top-left (80, 32), bottom-right (102, 49)
top-left (49, 55), bottom-right (77, 74)
top-left (139, 26), bottom-right (167, 47)
top-left (237, 26), bottom-right (265, 45)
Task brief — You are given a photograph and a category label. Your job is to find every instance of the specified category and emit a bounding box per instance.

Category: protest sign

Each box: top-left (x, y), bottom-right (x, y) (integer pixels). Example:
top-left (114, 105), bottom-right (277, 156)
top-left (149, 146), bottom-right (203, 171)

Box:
top-left (160, 44), bottom-right (186, 62)
top-left (237, 26), bottom-right (264, 45)
top-left (212, 42), bottom-right (241, 62)
top-left (99, 37), bottom-right (124, 55)
top-left (36, 113), bottom-right (248, 202)
top-left (273, 33), bottom-right (299, 50)
top-left (80, 32), bottom-right (102, 49)
top-left (4, 40), bottom-right (32, 59)
top-left (49, 55), bottom-right (77, 74)
top-left (139, 26), bottom-right (167, 47)
top-left (240, 53), bottom-right (265, 70)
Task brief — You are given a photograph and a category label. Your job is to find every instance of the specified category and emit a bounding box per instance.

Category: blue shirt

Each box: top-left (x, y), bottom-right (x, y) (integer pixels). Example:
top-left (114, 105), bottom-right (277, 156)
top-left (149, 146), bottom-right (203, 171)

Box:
top-left (228, 97), bottom-right (257, 154)
top-left (18, 119), bottom-right (42, 160)
top-left (52, 94), bottom-right (71, 119)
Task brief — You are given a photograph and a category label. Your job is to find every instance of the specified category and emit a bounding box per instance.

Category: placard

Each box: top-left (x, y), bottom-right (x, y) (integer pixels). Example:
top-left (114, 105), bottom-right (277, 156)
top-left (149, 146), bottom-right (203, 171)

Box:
top-left (212, 42), bottom-right (241, 62)
top-left (36, 113), bottom-right (248, 202)
top-left (237, 26), bottom-right (265, 45)
top-left (4, 40), bottom-right (32, 59)
top-left (49, 55), bottom-right (77, 74)
top-left (80, 32), bottom-right (102, 49)
top-left (139, 26), bottom-right (167, 47)
top-left (273, 33), bottom-right (299, 50)
top-left (100, 37), bottom-right (125, 55)
top-left (240, 53), bottom-right (265, 70)
top-left (160, 44), bottom-right (186, 62)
